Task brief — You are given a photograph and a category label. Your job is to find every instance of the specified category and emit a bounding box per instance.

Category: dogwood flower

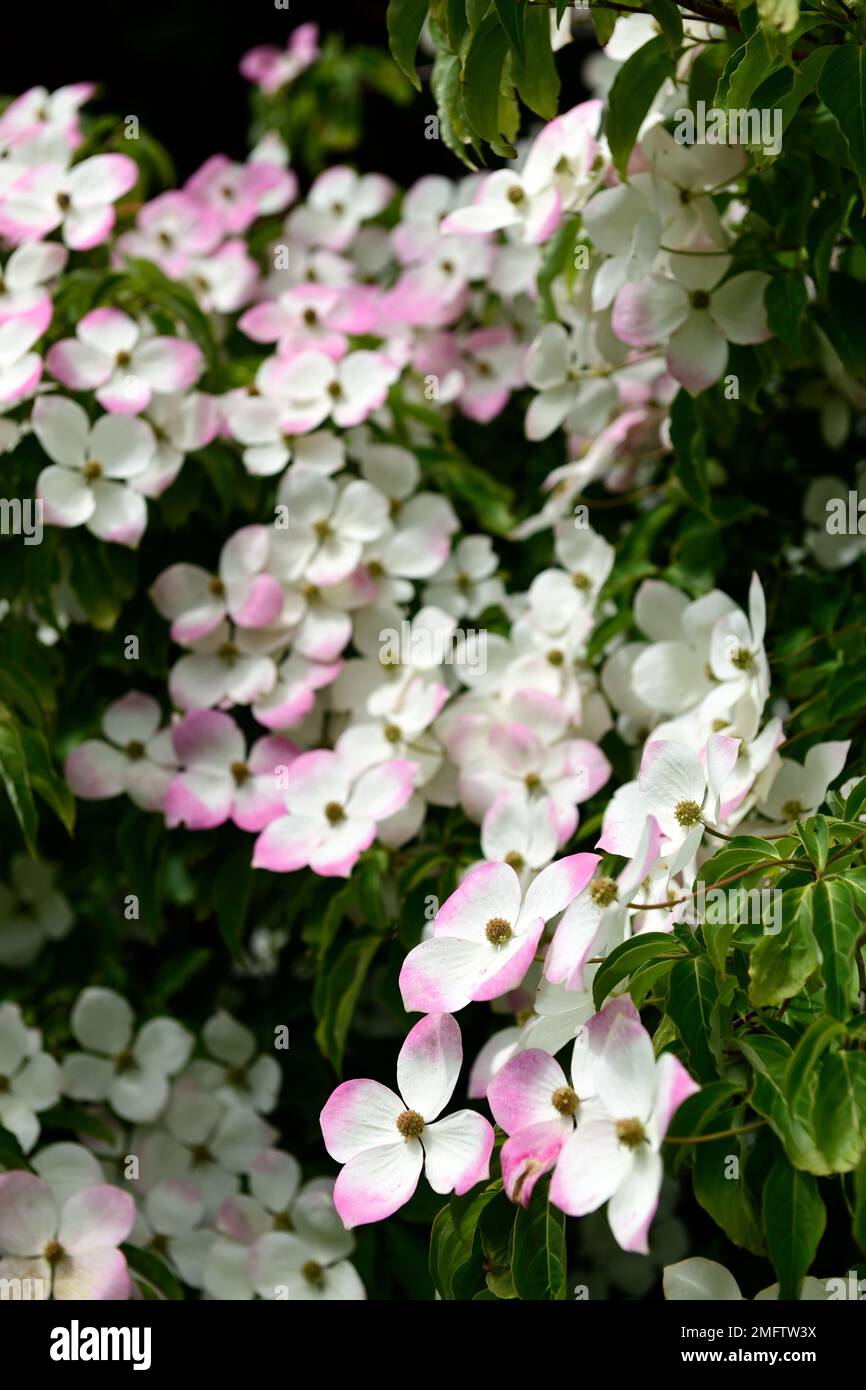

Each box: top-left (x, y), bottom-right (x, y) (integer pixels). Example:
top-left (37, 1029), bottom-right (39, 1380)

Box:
top-left (320, 1013), bottom-right (494, 1227)
top-left (0, 153), bottom-right (138, 248)
top-left (399, 854), bottom-right (600, 1014)
top-left (423, 535), bottom-right (503, 618)
top-left (487, 1035), bottom-right (603, 1206)
top-left (164, 710), bottom-right (297, 833)
top-left (288, 166), bottom-right (393, 252)
top-left (252, 745), bottom-right (414, 876)
top-left (240, 23), bottom-right (319, 92)
top-left (62, 987), bottom-right (193, 1124)
top-left (442, 169), bottom-right (561, 245)
top-left (33, 395), bottom-right (155, 545)
top-left (599, 733), bottom-right (740, 872)
top-left (46, 307), bottom-right (203, 414)
top-left (135, 390), bottom-right (220, 497)
top-left (132, 1180), bottom-right (212, 1289)
top-left (269, 471), bottom-right (389, 584)
top-left (613, 258), bottom-right (771, 394)
top-left (663, 1257), bottom-right (831, 1301)
top-left (0, 242), bottom-right (67, 322)
top-left (550, 1005), bottom-right (698, 1251)
top-left (480, 788), bottom-right (561, 879)
top-left (0, 1003), bottom-right (61, 1152)
top-left (0, 1173), bottom-right (135, 1299)
top-left (249, 1228), bottom-right (365, 1301)
top-left (189, 1010), bottom-right (282, 1115)
top-left (0, 857), bottom-right (73, 968)
top-left (0, 301), bottom-right (50, 404)
top-left (760, 740), bottom-right (851, 824)
top-left (168, 622), bottom-right (281, 711)
top-left (65, 691), bottom-right (177, 811)
top-left (151, 527), bottom-right (285, 644)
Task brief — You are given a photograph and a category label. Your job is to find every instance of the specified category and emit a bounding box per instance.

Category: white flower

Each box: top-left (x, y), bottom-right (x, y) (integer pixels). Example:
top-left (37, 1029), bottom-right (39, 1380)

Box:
top-left (0, 857), bottom-right (72, 968)
top-left (33, 396), bottom-right (155, 546)
top-left (0, 1003), bottom-right (61, 1152)
top-left (62, 988), bottom-right (193, 1124)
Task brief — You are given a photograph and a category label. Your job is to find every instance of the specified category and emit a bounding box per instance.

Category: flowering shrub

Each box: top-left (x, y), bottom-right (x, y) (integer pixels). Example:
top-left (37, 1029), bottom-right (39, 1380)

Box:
top-left (1, 4), bottom-right (866, 1302)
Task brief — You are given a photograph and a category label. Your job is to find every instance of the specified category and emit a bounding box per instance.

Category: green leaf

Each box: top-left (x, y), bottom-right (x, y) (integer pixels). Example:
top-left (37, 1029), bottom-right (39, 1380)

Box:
top-left (513, 7), bottom-right (560, 121)
top-left (463, 12), bottom-right (513, 149)
top-left (38, 1104), bottom-right (118, 1147)
top-left (647, 0), bottom-right (683, 56)
top-left (592, 932), bottom-right (687, 1011)
top-left (537, 214), bottom-right (583, 321)
top-left (493, 0), bottom-right (526, 65)
top-left (813, 1051), bottom-right (866, 1171)
top-left (762, 1158), bottom-right (826, 1299)
top-left (428, 1189), bottom-right (494, 1295)
top-left (0, 1123), bottom-right (29, 1170)
top-left (422, 449), bottom-right (517, 534)
top-left (748, 886), bottom-right (819, 1008)
top-left (122, 1244), bottom-right (185, 1300)
top-left (123, 260), bottom-right (218, 369)
top-left (693, 1116), bottom-right (765, 1253)
top-left (589, 3), bottom-right (617, 46)
top-left (431, 52), bottom-right (475, 167)
top-left (739, 1034), bottom-right (831, 1174)
top-left (606, 37), bottom-right (675, 180)
top-left (812, 879), bottom-right (860, 1020)
top-left (510, 1188), bottom-right (567, 1300)
top-left (855, 1148), bottom-right (866, 1252)
top-left (785, 1017), bottom-right (846, 1110)
top-left (314, 934), bottom-right (382, 1073)
top-left (817, 274), bottom-right (866, 379)
top-left (19, 727), bottom-right (75, 835)
top-left (0, 704), bottom-right (38, 853)
top-left (765, 273), bottom-right (808, 354)
top-left (844, 776), bottom-right (866, 823)
top-left (664, 1081), bottom-right (744, 1158)
top-left (670, 389), bottom-right (709, 513)
top-left (213, 847), bottom-right (254, 957)
top-left (387, 0), bottom-right (430, 90)
top-left (818, 45), bottom-right (866, 203)
top-left (667, 955), bottom-right (720, 1082)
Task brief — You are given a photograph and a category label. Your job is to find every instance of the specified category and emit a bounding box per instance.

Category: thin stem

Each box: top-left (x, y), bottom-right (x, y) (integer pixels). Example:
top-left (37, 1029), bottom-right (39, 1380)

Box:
top-left (664, 1119), bottom-right (765, 1145)
top-left (826, 828), bottom-right (866, 867)
top-left (855, 934), bottom-right (866, 1014)
top-left (770, 623), bottom-right (866, 665)
top-left (569, 482), bottom-right (668, 509)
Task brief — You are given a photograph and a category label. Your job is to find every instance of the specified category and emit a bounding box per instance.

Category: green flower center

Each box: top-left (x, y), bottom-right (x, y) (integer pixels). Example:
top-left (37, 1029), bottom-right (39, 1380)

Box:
top-left (589, 876), bottom-right (618, 908)
top-left (616, 1117), bottom-right (646, 1149)
top-left (396, 1109), bottom-right (425, 1140)
top-left (551, 1086), bottom-right (579, 1117)
top-left (674, 799), bottom-right (703, 828)
top-left (485, 917), bottom-right (513, 946)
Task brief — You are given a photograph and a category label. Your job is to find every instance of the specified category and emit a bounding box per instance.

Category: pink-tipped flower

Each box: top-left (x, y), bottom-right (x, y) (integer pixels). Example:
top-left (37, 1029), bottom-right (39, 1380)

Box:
top-left (550, 1004), bottom-right (698, 1252)
top-left (320, 1013), bottom-right (494, 1228)
top-left (165, 710), bottom-right (297, 833)
top-left (46, 307), bottom-right (203, 415)
top-left (399, 854), bottom-right (600, 1015)
top-left (151, 525), bottom-right (285, 645)
top-left (65, 691), bottom-right (176, 812)
top-left (240, 23), bottom-right (319, 93)
top-left (252, 746), bottom-right (414, 878)
top-left (0, 1172), bottom-right (134, 1299)
top-left (0, 154), bottom-right (137, 249)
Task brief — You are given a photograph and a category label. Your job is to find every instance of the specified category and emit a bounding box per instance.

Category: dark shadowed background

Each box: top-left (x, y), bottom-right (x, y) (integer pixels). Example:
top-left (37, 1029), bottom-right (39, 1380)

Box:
top-left (5, 0), bottom-right (595, 181)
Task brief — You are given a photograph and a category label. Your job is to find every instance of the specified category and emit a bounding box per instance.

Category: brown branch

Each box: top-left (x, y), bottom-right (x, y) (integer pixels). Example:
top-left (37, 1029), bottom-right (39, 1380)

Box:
top-left (526, 0), bottom-right (741, 31)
